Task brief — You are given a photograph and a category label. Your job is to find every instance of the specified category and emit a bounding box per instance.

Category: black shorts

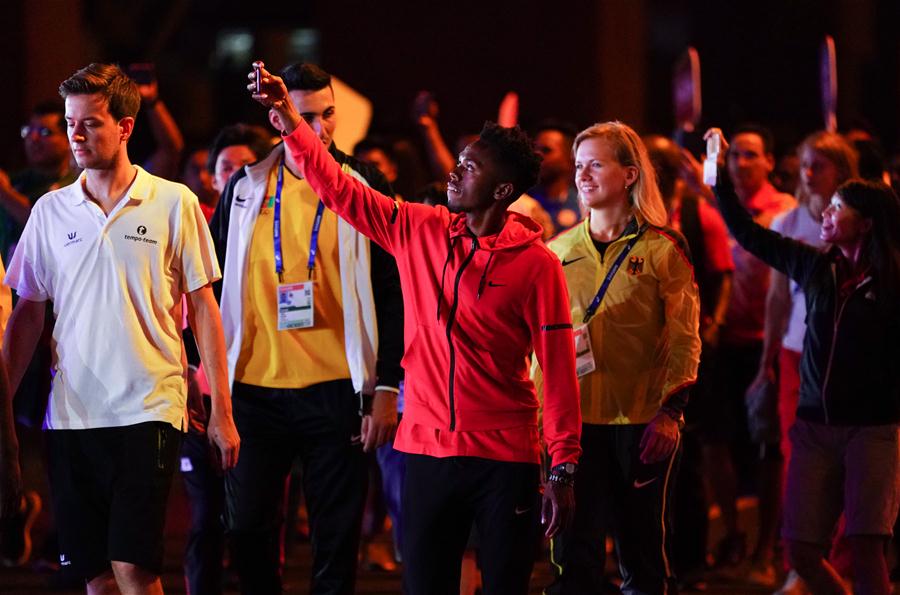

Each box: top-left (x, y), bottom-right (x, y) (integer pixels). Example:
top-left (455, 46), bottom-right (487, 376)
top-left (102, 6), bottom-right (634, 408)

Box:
top-left (47, 421), bottom-right (182, 581)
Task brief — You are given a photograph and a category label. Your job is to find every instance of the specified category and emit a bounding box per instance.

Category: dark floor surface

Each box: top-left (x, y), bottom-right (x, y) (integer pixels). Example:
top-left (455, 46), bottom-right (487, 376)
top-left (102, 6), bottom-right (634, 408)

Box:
top-left (0, 473), bottom-right (792, 594)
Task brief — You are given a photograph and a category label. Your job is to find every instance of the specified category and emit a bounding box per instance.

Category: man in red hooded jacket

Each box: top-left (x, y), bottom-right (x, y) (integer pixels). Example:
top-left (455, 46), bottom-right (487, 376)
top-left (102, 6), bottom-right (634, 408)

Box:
top-left (250, 64), bottom-right (581, 595)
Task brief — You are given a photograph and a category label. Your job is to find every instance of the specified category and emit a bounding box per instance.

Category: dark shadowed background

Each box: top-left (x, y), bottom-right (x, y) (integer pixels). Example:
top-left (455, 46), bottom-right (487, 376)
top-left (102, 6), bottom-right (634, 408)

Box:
top-left (2, 0), bottom-right (898, 169)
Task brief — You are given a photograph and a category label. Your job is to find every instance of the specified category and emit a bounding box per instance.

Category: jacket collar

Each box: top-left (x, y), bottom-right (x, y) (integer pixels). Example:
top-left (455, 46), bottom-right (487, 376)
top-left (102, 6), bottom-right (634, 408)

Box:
top-left (579, 214), bottom-right (642, 244)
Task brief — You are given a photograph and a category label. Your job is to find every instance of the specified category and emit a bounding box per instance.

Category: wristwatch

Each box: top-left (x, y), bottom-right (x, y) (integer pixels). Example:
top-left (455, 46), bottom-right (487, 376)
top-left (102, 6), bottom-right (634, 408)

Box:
top-left (548, 462), bottom-right (577, 487)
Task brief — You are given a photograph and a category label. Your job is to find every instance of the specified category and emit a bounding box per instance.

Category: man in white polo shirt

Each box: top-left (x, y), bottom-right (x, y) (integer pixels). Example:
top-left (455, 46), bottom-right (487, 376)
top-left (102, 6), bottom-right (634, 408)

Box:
top-left (0, 63), bottom-right (240, 594)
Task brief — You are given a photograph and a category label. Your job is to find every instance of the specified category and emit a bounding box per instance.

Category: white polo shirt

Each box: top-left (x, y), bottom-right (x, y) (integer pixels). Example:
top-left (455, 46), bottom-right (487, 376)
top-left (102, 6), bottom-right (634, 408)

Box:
top-left (5, 166), bottom-right (221, 430)
top-left (770, 205), bottom-right (825, 353)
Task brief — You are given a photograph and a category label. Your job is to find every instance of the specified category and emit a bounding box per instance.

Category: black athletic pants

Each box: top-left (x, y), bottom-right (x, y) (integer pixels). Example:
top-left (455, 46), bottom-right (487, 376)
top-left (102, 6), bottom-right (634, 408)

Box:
top-left (402, 454), bottom-right (542, 595)
top-left (181, 430), bottom-right (225, 595)
top-left (225, 380), bottom-right (366, 595)
top-left (547, 423), bottom-right (681, 595)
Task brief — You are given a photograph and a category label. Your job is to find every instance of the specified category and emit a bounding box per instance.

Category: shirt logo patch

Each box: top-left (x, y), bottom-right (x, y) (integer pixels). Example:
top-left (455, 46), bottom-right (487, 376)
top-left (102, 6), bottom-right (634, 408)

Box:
top-left (561, 256), bottom-right (586, 267)
top-left (64, 231), bottom-right (83, 247)
top-left (124, 225), bottom-right (158, 245)
top-left (627, 256), bottom-right (644, 275)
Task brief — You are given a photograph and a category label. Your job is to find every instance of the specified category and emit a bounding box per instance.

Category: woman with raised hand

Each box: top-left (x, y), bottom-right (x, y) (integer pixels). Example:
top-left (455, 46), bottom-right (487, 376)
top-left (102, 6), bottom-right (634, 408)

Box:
top-left (708, 126), bottom-right (900, 595)
top-left (747, 130), bottom-right (858, 590)
top-left (537, 121), bottom-right (701, 595)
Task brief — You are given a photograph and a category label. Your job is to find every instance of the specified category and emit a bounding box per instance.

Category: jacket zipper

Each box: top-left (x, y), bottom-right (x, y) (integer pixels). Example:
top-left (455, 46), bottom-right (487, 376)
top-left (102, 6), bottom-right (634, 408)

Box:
top-left (820, 265), bottom-right (871, 423)
top-left (445, 237), bottom-right (478, 431)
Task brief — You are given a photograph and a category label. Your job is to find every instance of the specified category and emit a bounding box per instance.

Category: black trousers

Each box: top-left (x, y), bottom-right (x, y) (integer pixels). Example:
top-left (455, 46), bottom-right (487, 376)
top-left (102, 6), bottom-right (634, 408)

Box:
top-left (402, 454), bottom-right (541, 595)
top-left (547, 424), bottom-right (681, 595)
top-left (181, 430), bottom-right (225, 595)
top-left (225, 380), bottom-right (366, 595)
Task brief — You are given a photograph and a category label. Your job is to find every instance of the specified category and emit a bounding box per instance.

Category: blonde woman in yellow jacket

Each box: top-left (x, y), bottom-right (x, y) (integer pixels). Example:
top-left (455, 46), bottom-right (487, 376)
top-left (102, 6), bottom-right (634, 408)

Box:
top-left (536, 122), bottom-right (701, 595)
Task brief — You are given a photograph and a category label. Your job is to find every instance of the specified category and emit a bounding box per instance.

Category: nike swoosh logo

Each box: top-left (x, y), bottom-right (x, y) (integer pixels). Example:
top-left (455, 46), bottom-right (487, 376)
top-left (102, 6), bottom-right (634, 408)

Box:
top-left (487, 281), bottom-right (506, 287)
top-left (633, 478), bottom-right (657, 489)
top-left (561, 256), bottom-right (586, 267)
top-left (350, 434), bottom-right (362, 445)
top-left (514, 506), bottom-right (532, 515)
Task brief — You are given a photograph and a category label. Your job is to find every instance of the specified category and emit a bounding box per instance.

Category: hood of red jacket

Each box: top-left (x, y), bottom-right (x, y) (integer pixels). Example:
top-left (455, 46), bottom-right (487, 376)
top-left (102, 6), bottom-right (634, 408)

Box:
top-left (448, 210), bottom-right (544, 251)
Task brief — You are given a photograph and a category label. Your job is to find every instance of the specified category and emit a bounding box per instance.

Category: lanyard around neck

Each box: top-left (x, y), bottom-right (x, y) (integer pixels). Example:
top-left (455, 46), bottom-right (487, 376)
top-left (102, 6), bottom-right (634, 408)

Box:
top-left (273, 158), bottom-right (325, 282)
top-left (582, 224), bottom-right (647, 324)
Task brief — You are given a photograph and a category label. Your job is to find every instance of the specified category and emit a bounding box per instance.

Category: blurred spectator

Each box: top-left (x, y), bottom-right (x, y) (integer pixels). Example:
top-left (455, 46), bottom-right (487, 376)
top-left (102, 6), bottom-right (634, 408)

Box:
top-left (388, 139), bottom-right (430, 202)
top-left (130, 65), bottom-right (185, 180)
top-left (412, 91), bottom-right (458, 181)
top-left (772, 150), bottom-right (800, 196)
top-left (529, 120), bottom-right (583, 234)
top-left (690, 124), bottom-right (796, 586)
top-left (849, 137), bottom-right (888, 184)
top-left (208, 124), bottom-right (272, 194)
top-left (181, 147), bottom-right (218, 217)
top-left (354, 137), bottom-right (403, 199)
top-left (0, 101), bottom-right (78, 264)
top-left (202, 124), bottom-right (272, 221)
top-left (0, 101), bottom-right (74, 571)
top-left (645, 133), bottom-right (734, 589)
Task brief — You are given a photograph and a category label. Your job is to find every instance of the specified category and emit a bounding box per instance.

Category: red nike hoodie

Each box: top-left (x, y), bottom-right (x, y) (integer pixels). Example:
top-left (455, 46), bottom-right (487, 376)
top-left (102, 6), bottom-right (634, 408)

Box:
top-left (284, 124), bottom-right (581, 466)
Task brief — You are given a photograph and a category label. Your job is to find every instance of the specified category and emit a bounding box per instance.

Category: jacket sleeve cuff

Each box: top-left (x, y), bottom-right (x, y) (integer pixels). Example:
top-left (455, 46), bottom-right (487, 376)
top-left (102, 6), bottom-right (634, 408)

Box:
top-left (660, 385), bottom-right (691, 419)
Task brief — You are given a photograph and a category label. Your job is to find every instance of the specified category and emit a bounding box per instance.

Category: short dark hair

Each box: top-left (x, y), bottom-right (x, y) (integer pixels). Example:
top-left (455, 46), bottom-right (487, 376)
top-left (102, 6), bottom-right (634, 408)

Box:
top-left (476, 121), bottom-right (542, 200)
top-left (533, 119), bottom-right (578, 148)
top-left (31, 100), bottom-right (66, 133)
top-left (731, 123), bottom-right (775, 155)
top-left (206, 124), bottom-right (273, 173)
top-left (281, 62), bottom-right (332, 93)
top-left (837, 179), bottom-right (900, 302)
top-left (642, 134), bottom-right (681, 201)
top-left (851, 138), bottom-right (887, 182)
top-left (58, 63), bottom-right (141, 121)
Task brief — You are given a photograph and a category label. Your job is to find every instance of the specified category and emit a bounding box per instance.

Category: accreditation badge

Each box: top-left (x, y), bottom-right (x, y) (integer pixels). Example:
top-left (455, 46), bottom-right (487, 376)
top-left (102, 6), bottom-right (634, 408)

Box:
top-left (277, 282), bottom-right (314, 330)
top-left (573, 324), bottom-right (596, 377)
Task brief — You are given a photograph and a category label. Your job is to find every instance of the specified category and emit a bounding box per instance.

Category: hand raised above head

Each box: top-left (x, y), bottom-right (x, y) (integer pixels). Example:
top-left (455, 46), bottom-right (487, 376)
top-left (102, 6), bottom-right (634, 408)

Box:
top-left (703, 127), bottom-right (730, 164)
top-left (246, 61), bottom-right (301, 134)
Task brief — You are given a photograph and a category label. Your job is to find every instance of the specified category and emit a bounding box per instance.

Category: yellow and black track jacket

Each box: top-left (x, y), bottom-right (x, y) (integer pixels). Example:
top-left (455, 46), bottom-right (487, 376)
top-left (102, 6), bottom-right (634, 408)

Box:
top-left (536, 217), bottom-right (701, 425)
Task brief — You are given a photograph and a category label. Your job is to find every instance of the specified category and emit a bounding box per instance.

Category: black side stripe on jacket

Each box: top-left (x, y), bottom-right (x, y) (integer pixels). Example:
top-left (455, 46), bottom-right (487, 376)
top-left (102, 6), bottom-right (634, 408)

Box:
top-left (541, 323), bottom-right (573, 332)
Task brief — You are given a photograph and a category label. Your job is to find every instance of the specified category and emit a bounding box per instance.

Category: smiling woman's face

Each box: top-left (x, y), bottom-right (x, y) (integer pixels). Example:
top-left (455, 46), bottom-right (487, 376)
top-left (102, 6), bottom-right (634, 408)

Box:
top-left (820, 193), bottom-right (871, 246)
top-left (574, 138), bottom-right (636, 211)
